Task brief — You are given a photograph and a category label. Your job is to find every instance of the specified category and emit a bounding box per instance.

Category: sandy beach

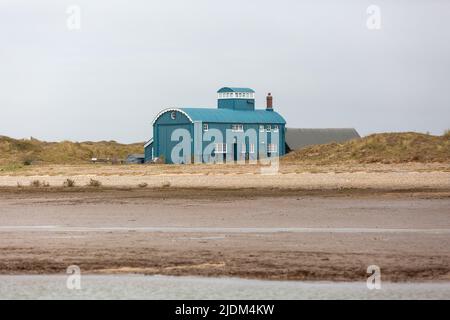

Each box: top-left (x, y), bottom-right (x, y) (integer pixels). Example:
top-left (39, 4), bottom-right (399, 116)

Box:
top-left (1, 163), bottom-right (450, 190)
top-left (0, 187), bottom-right (449, 281)
top-left (1, 163), bottom-right (449, 281)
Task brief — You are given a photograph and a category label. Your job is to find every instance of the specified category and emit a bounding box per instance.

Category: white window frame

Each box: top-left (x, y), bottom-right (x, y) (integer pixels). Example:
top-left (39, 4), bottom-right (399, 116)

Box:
top-left (259, 125), bottom-right (265, 132)
top-left (215, 143), bottom-right (227, 154)
top-left (266, 125), bottom-right (271, 132)
top-left (249, 143), bottom-right (255, 154)
top-left (170, 111), bottom-right (176, 120)
top-left (231, 124), bottom-right (244, 132)
top-left (241, 143), bottom-right (247, 154)
top-left (203, 123), bottom-right (209, 131)
top-left (273, 125), bottom-right (279, 132)
top-left (218, 92), bottom-right (255, 100)
top-left (268, 143), bottom-right (278, 153)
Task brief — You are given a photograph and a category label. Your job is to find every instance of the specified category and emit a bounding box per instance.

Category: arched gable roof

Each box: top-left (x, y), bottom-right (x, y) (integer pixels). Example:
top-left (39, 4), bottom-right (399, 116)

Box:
top-left (152, 107), bottom-right (286, 126)
top-left (152, 108), bottom-right (194, 125)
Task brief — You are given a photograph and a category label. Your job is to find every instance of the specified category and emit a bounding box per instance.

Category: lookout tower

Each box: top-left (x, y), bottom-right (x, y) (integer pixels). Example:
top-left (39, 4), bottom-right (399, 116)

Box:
top-left (217, 87), bottom-right (255, 111)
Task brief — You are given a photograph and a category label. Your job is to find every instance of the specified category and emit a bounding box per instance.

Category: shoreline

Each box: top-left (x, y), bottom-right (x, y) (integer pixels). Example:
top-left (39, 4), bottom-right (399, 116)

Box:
top-left (1, 186), bottom-right (450, 199)
top-left (2, 273), bottom-right (450, 284)
top-left (0, 190), bottom-right (449, 282)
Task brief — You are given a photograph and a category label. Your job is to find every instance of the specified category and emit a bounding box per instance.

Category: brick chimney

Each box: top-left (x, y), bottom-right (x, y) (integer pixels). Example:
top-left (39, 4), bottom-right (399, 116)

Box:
top-left (266, 93), bottom-right (273, 111)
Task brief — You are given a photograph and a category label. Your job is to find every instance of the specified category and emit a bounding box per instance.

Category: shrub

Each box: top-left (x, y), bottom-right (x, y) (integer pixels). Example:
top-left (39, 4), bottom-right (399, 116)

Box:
top-left (30, 180), bottom-right (41, 187)
top-left (444, 129), bottom-right (450, 138)
top-left (63, 178), bottom-right (76, 188)
top-left (88, 179), bottom-right (102, 187)
top-left (30, 180), bottom-right (50, 187)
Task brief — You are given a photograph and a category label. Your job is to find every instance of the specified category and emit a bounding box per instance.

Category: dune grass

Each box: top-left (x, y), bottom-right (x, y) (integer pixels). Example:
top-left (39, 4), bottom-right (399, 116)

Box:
top-left (283, 132), bottom-right (450, 164)
top-left (1, 132), bottom-right (449, 170)
top-left (0, 136), bottom-right (143, 166)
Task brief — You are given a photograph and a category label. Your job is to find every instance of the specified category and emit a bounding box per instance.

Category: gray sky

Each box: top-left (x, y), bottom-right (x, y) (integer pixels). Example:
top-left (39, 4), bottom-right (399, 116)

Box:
top-left (1, 0), bottom-right (449, 143)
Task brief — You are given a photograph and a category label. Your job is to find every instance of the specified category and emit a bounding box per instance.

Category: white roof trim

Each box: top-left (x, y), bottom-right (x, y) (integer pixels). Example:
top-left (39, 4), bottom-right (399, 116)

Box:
top-left (144, 138), bottom-right (153, 148)
top-left (151, 108), bottom-right (194, 126)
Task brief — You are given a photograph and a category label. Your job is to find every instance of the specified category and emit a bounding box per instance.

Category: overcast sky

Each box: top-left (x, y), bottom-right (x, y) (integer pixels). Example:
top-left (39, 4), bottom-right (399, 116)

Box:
top-left (1, 0), bottom-right (449, 143)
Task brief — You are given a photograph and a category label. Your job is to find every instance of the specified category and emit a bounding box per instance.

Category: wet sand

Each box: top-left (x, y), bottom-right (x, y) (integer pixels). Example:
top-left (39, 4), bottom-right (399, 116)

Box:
top-left (0, 188), bottom-right (449, 281)
top-left (2, 275), bottom-right (450, 299)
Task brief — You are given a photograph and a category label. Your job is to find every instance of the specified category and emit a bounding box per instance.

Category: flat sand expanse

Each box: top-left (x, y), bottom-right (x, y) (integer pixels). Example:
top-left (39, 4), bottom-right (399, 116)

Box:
top-left (0, 188), bottom-right (449, 281)
top-left (1, 163), bottom-right (449, 190)
top-left (2, 172), bottom-right (450, 190)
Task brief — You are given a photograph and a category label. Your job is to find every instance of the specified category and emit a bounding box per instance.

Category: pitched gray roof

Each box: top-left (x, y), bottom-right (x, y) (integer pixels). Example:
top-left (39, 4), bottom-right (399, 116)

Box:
top-left (286, 128), bottom-right (360, 151)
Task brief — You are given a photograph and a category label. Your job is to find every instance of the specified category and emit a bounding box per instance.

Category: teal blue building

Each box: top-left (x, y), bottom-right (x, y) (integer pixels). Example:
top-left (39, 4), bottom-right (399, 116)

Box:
top-left (145, 87), bottom-right (286, 164)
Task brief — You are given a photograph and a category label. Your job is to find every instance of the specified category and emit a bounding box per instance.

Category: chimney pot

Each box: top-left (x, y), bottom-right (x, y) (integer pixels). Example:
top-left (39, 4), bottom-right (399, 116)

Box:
top-left (266, 93), bottom-right (273, 110)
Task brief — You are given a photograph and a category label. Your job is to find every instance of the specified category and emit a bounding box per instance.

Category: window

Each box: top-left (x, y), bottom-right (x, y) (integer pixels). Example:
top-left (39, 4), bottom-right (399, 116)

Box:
top-left (231, 124), bottom-right (244, 132)
top-left (266, 125), bottom-right (271, 132)
top-left (203, 123), bottom-right (208, 131)
top-left (170, 111), bottom-right (176, 120)
top-left (259, 125), bottom-right (264, 132)
top-left (273, 125), bottom-right (279, 132)
top-left (215, 143), bottom-right (227, 154)
top-left (268, 144), bottom-right (278, 153)
top-left (249, 143), bottom-right (255, 154)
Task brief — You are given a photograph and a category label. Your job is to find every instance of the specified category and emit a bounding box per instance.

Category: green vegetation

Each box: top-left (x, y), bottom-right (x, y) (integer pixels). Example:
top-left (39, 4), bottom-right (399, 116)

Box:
top-left (63, 178), bottom-right (76, 188)
top-left (0, 136), bottom-right (143, 165)
top-left (283, 132), bottom-right (450, 164)
top-left (444, 129), bottom-right (450, 139)
top-left (30, 180), bottom-right (50, 187)
top-left (1, 133), bottom-right (448, 167)
top-left (0, 163), bottom-right (25, 173)
top-left (88, 179), bottom-right (102, 187)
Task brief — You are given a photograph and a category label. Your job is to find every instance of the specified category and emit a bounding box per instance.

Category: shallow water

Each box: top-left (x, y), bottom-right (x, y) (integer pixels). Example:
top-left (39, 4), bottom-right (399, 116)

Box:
top-left (1, 225), bottom-right (449, 234)
top-left (0, 275), bottom-right (449, 300)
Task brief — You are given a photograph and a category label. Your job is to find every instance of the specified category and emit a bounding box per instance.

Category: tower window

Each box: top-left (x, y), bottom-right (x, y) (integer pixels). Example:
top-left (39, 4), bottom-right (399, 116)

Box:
top-left (203, 123), bottom-right (209, 131)
top-left (171, 111), bottom-right (176, 120)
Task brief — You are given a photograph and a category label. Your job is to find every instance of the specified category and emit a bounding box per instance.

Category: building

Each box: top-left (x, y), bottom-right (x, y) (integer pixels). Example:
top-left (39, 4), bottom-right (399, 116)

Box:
top-left (145, 87), bottom-right (286, 164)
top-left (285, 128), bottom-right (360, 152)
top-left (144, 138), bottom-right (153, 162)
top-left (126, 154), bottom-right (145, 164)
